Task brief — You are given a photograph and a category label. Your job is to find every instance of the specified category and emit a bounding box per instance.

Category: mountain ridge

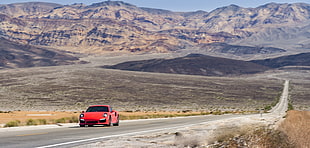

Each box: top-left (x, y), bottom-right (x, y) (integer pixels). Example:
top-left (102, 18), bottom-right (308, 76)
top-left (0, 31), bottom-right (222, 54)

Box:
top-left (0, 1), bottom-right (309, 55)
top-left (103, 52), bottom-right (310, 77)
top-left (103, 53), bottom-right (271, 76)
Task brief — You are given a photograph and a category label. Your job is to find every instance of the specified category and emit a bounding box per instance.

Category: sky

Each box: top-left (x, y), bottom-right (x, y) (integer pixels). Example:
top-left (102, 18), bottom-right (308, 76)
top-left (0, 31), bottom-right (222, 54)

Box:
top-left (0, 0), bottom-right (310, 12)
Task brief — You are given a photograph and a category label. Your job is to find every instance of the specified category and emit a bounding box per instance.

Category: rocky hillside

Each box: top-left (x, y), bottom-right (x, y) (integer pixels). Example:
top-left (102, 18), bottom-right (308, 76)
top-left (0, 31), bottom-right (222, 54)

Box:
top-left (104, 52), bottom-right (310, 76)
top-left (251, 52), bottom-right (310, 68)
top-left (0, 37), bottom-right (81, 69)
top-left (198, 42), bottom-right (286, 55)
top-left (103, 54), bottom-right (270, 76)
top-left (0, 1), bottom-right (309, 54)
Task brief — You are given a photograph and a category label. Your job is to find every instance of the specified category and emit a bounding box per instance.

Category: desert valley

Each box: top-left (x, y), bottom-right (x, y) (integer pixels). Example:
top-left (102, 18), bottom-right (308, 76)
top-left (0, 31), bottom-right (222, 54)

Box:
top-left (0, 1), bottom-right (309, 147)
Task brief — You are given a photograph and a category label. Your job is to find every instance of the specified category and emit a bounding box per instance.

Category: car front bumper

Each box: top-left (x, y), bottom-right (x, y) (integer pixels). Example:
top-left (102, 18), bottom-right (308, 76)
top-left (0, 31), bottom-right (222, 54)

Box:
top-left (79, 118), bottom-right (107, 125)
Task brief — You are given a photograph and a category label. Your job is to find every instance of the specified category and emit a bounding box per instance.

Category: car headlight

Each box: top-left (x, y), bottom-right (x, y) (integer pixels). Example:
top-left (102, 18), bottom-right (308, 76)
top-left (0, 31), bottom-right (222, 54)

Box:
top-left (80, 114), bottom-right (84, 118)
top-left (103, 113), bottom-right (108, 117)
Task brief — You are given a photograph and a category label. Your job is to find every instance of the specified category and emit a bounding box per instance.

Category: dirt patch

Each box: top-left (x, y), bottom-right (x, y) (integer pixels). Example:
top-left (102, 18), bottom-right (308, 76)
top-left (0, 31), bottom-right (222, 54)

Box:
top-left (279, 110), bottom-right (310, 147)
top-left (0, 111), bottom-right (80, 126)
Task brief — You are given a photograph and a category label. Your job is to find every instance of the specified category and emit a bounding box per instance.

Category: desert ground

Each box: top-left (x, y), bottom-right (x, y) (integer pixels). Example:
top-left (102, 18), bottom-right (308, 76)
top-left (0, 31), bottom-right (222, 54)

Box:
top-left (0, 53), bottom-right (285, 112)
top-left (0, 53), bottom-right (309, 118)
top-left (0, 53), bottom-right (309, 147)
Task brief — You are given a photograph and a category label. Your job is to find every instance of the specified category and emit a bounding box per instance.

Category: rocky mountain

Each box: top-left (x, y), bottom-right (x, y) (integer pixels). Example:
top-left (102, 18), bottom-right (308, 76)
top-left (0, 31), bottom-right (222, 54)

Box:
top-left (0, 37), bottom-right (81, 69)
top-left (0, 1), bottom-right (309, 54)
top-left (0, 2), bottom-right (61, 17)
top-left (197, 42), bottom-right (286, 55)
top-left (103, 54), bottom-right (270, 76)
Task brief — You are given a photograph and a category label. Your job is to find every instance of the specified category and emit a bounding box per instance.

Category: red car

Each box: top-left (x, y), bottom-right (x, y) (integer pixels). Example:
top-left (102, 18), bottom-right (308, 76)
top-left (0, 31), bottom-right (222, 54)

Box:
top-left (79, 105), bottom-right (119, 127)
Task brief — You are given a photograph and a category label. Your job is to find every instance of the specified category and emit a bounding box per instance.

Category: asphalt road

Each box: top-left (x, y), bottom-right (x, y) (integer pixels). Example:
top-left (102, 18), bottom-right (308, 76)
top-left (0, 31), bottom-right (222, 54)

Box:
top-left (268, 80), bottom-right (289, 115)
top-left (0, 114), bottom-right (246, 148)
top-left (0, 80), bottom-right (289, 148)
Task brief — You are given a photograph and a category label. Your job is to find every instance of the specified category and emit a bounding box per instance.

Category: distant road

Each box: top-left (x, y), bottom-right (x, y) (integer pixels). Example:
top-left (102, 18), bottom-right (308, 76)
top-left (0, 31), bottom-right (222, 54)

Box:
top-left (268, 80), bottom-right (289, 116)
top-left (0, 80), bottom-right (289, 148)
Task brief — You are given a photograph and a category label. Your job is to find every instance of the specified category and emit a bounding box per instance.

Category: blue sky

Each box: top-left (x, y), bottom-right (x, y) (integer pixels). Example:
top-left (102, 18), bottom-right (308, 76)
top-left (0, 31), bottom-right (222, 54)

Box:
top-left (1, 0), bottom-right (309, 12)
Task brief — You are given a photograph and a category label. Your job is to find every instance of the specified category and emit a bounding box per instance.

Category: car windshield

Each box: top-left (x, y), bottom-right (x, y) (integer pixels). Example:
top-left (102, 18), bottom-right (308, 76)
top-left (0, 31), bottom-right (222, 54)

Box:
top-left (86, 106), bottom-right (109, 112)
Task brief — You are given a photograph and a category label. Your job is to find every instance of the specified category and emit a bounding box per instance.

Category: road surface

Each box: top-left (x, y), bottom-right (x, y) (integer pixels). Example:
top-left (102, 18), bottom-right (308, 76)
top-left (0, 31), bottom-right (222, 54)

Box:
top-left (268, 80), bottom-right (289, 116)
top-left (0, 80), bottom-right (289, 148)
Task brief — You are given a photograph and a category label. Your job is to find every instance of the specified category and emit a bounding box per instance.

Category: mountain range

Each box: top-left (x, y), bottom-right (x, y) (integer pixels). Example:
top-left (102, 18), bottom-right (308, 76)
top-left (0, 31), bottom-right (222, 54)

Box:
top-left (103, 52), bottom-right (310, 76)
top-left (1, 1), bottom-right (310, 54)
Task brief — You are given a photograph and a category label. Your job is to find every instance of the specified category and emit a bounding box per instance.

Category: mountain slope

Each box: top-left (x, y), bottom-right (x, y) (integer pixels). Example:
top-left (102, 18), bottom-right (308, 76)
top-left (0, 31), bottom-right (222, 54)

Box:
top-left (0, 37), bottom-right (80, 69)
top-left (198, 42), bottom-right (286, 55)
top-left (0, 2), bottom-right (61, 17)
top-left (103, 54), bottom-right (270, 76)
top-left (251, 52), bottom-right (310, 68)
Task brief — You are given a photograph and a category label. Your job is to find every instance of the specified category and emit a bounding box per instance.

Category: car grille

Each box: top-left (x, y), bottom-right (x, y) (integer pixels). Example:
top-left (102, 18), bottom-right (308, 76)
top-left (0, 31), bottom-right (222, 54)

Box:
top-left (99, 119), bottom-right (106, 123)
top-left (86, 121), bottom-right (98, 124)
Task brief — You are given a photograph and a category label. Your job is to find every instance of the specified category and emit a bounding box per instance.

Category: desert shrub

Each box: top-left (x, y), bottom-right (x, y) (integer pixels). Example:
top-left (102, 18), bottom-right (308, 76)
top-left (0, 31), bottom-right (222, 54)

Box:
top-left (287, 103), bottom-right (294, 111)
top-left (53, 116), bottom-right (78, 123)
top-left (4, 120), bottom-right (21, 127)
top-left (264, 105), bottom-right (272, 111)
top-left (210, 127), bottom-right (294, 148)
top-left (251, 128), bottom-right (294, 148)
top-left (0, 111), bottom-right (12, 113)
top-left (212, 110), bottom-right (223, 115)
top-left (37, 119), bottom-right (47, 125)
top-left (55, 118), bottom-right (66, 123)
top-left (66, 116), bottom-right (79, 123)
top-left (26, 119), bottom-right (37, 126)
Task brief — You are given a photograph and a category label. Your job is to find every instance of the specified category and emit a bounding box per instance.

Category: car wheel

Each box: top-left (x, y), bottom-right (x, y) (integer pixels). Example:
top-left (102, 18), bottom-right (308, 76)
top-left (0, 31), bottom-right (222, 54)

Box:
top-left (80, 125), bottom-right (85, 127)
top-left (108, 116), bottom-right (113, 126)
top-left (113, 116), bottom-right (119, 126)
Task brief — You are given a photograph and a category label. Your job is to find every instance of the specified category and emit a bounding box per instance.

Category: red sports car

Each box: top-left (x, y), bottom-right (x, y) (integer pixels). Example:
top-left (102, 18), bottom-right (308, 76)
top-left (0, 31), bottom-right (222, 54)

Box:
top-left (79, 105), bottom-right (119, 127)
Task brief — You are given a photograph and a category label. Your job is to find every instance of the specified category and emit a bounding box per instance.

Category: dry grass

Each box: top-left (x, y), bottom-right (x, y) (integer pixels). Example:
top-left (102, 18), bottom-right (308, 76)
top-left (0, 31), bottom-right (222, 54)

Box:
top-left (119, 110), bottom-right (253, 120)
top-left (0, 111), bottom-right (80, 126)
top-left (0, 110), bottom-right (250, 127)
top-left (279, 110), bottom-right (310, 148)
top-left (3, 117), bottom-right (79, 127)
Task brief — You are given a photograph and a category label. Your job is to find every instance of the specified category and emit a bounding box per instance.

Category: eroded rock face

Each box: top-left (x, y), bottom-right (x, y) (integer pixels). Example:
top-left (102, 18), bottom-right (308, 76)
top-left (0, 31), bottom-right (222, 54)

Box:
top-left (0, 1), bottom-right (309, 53)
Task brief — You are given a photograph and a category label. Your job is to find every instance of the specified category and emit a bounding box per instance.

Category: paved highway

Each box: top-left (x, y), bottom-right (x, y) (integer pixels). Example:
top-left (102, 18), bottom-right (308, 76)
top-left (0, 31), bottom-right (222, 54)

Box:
top-left (0, 114), bottom-right (246, 148)
top-left (0, 80), bottom-right (289, 148)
